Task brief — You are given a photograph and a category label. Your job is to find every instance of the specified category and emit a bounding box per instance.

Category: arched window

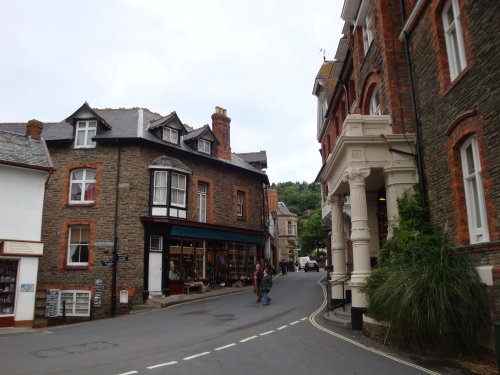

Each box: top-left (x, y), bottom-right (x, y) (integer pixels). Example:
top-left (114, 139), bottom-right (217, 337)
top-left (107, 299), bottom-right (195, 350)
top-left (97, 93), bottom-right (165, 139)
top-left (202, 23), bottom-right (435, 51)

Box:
top-left (460, 136), bottom-right (489, 243)
top-left (369, 86), bottom-right (380, 115)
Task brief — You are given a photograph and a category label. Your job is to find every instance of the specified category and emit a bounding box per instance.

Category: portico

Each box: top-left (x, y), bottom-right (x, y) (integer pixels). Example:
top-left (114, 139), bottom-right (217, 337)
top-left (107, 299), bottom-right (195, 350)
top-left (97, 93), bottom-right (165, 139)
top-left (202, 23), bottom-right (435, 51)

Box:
top-left (320, 114), bottom-right (417, 329)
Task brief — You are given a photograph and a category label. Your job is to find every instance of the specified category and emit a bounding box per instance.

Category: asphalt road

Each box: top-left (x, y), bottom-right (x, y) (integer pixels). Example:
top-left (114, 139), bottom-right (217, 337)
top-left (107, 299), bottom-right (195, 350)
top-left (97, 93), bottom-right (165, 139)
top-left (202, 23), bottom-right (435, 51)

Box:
top-left (0, 271), bottom-right (471, 375)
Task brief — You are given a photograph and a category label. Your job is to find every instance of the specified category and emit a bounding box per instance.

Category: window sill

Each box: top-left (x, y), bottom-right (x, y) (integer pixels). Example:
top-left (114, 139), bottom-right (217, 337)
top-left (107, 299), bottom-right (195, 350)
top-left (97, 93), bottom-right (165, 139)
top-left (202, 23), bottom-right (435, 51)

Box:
top-left (442, 66), bottom-right (469, 97)
top-left (64, 265), bottom-right (89, 271)
top-left (67, 203), bottom-right (95, 207)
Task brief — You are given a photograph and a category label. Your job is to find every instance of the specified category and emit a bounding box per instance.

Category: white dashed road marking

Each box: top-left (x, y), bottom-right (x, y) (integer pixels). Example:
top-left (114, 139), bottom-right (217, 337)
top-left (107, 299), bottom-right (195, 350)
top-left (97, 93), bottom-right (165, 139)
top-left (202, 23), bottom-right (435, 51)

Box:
top-left (259, 330), bottom-right (275, 336)
top-left (214, 343), bottom-right (237, 351)
top-left (239, 335), bottom-right (258, 343)
top-left (183, 352), bottom-right (210, 360)
top-left (147, 361), bottom-right (178, 369)
top-left (118, 316), bottom-right (306, 374)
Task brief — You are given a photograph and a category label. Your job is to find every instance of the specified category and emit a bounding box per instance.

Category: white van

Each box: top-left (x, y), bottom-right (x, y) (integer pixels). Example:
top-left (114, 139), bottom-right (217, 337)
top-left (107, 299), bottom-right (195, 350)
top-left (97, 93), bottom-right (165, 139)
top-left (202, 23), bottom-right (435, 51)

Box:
top-left (298, 256), bottom-right (310, 270)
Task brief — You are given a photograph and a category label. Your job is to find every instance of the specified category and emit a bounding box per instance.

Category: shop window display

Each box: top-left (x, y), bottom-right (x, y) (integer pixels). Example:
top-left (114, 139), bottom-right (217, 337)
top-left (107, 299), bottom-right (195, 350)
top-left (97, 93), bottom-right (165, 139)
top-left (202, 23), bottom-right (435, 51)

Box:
top-left (167, 238), bottom-right (258, 292)
top-left (0, 259), bottom-right (18, 315)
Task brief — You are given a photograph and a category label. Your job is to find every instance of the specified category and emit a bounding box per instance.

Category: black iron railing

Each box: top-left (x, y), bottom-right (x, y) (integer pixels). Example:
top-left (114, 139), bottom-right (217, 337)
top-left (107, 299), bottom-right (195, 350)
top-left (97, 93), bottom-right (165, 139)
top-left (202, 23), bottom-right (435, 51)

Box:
top-left (326, 275), bottom-right (351, 311)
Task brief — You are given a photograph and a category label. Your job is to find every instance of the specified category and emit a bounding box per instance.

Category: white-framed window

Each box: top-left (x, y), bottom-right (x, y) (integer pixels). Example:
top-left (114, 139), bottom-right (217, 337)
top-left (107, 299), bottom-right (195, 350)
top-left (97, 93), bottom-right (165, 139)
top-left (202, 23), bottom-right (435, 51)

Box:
top-left (153, 171), bottom-right (168, 205)
top-left (369, 86), bottom-right (381, 115)
top-left (442, 0), bottom-right (467, 80)
top-left (150, 235), bottom-right (162, 252)
top-left (237, 191), bottom-right (244, 217)
top-left (362, 11), bottom-right (373, 55)
top-left (67, 225), bottom-right (89, 266)
top-left (288, 221), bottom-right (294, 235)
top-left (59, 290), bottom-right (91, 317)
top-left (75, 121), bottom-right (97, 148)
top-left (162, 127), bottom-right (178, 144)
top-left (460, 136), bottom-right (489, 244)
top-left (69, 168), bottom-right (96, 204)
top-left (171, 172), bottom-right (186, 207)
top-left (198, 139), bottom-right (211, 154)
top-left (198, 182), bottom-right (208, 223)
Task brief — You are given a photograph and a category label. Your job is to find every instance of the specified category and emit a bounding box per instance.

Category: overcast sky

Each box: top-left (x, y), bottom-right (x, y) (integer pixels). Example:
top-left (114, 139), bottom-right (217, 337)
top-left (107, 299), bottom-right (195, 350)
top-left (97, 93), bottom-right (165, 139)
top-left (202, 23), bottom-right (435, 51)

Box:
top-left (1, 0), bottom-right (345, 184)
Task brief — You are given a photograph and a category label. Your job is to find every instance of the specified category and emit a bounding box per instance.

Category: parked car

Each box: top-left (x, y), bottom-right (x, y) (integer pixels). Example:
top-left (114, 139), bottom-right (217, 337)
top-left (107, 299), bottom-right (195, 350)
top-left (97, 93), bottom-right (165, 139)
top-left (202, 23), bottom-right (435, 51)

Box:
top-left (304, 260), bottom-right (319, 272)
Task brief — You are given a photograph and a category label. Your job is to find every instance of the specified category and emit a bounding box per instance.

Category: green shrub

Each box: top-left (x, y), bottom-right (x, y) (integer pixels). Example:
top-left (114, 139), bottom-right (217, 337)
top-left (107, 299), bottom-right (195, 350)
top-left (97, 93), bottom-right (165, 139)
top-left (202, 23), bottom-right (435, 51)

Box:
top-left (362, 187), bottom-right (490, 354)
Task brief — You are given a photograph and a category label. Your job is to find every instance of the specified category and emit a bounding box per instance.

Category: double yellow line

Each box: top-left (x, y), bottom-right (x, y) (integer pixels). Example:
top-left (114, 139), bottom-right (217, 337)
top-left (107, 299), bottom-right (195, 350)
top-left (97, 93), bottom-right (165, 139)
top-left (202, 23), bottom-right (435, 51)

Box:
top-left (308, 277), bottom-right (442, 375)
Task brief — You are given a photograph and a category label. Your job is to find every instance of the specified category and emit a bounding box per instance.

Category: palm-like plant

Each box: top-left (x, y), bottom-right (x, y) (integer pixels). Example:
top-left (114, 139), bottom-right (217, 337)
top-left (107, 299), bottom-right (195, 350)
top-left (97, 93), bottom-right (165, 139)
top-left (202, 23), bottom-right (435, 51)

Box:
top-left (362, 188), bottom-right (490, 354)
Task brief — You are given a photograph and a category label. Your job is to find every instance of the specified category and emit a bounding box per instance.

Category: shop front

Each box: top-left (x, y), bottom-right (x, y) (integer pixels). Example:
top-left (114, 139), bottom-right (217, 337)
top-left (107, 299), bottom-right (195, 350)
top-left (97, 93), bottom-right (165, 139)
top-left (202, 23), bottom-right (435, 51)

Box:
top-left (144, 220), bottom-right (264, 297)
top-left (0, 241), bottom-right (43, 327)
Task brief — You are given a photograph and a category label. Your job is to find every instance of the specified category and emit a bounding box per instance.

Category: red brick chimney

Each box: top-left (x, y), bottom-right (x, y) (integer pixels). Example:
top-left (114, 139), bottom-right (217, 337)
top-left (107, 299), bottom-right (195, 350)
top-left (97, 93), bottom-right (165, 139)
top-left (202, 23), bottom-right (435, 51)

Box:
top-left (26, 119), bottom-right (44, 140)
top-left (211, 106), bottom-right (231, 160)
top-left (267, 188), bottom-right (278, 211)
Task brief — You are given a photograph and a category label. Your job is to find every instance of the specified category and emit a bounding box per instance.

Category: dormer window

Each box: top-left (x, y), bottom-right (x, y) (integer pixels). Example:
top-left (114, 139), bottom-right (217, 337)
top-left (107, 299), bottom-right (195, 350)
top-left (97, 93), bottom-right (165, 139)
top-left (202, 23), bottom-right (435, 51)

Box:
top-left (162, 127), bottom-right (179, 144)
top-left (198, 139), bottom-right (211, 154)
top-left (75, 120), bottom-right (97, 148)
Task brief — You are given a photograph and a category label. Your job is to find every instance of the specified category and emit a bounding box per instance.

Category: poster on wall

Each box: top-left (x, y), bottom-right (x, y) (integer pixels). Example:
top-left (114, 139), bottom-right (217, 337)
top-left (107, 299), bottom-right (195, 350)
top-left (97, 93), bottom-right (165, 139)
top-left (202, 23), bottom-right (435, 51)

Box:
top-left (94, 280), bottom-right (102, 307)
top-left (45, 289), bottom-right (59, 317)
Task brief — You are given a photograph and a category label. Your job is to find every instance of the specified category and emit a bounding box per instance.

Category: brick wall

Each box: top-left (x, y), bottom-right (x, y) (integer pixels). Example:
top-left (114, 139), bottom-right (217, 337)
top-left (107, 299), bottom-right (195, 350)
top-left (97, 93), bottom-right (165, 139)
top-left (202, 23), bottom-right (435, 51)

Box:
top-left (38, 140), bottom-right (265, 322)
top-left (408, 0), bottom-right (500, 249)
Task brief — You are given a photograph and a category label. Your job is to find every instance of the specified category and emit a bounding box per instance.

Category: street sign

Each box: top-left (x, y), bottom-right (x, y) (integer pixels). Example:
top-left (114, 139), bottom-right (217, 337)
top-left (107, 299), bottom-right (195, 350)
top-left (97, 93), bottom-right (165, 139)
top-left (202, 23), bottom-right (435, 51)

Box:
top-left (95, 241), bottom-right (114, 247)
top-left (117, 254), bottom-right (128, 261)
top-left (101, 260), bottom-right (114, 267)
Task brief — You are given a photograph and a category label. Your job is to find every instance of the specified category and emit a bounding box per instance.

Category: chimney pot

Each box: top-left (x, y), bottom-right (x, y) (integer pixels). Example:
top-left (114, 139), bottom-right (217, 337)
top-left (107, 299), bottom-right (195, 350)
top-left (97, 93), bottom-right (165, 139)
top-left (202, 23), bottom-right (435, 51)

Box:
top-left (26, 119), bottom-right (44, 140)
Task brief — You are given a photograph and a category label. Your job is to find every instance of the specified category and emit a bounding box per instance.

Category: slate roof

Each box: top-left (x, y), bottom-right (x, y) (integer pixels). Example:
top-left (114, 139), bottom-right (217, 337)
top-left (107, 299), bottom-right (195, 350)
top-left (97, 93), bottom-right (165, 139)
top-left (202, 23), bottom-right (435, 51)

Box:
top-left (0, 128), bottom-right (53, 170)
top-left (277, 201), bottom-right (296, 216)
top-left (235, 151), bottom-right (268, 170)
top-left (0, 104), bottom-right (268, 181)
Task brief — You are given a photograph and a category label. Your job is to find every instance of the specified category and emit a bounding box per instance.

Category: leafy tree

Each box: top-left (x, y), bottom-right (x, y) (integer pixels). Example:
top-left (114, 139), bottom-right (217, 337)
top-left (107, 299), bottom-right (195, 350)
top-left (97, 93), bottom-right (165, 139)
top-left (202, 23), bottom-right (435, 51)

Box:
top-left (298, 208), bottom-right (326, 255)
top-left (273, 181), bottom-right (325, 256)
top-left (273, 182), bottom-right (321, 217)
top-left (362, 188), bottom-right (490, 354)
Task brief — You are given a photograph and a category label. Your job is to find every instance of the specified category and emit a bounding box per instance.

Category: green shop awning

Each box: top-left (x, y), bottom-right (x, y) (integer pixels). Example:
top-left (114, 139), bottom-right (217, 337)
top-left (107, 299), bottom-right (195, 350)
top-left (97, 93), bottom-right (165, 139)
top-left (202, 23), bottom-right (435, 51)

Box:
top-left (171, 226), bottom-right (263, 244)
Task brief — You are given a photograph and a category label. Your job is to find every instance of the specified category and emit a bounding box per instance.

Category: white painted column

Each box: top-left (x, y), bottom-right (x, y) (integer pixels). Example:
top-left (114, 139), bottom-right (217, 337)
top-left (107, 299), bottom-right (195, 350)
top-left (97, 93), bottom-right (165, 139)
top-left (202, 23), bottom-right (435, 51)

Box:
top-left (384, 167), bottom-right (418, 238)
top-left (344, 167), bottom-right (371, 329)
top-left (328, 194), bottom-right (348, 301)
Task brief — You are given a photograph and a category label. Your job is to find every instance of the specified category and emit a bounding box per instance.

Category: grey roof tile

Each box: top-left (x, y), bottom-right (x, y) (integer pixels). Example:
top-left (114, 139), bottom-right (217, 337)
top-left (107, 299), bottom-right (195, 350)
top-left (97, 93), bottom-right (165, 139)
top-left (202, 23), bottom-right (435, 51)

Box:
top-left (0, 129), bottom-right (53, 170)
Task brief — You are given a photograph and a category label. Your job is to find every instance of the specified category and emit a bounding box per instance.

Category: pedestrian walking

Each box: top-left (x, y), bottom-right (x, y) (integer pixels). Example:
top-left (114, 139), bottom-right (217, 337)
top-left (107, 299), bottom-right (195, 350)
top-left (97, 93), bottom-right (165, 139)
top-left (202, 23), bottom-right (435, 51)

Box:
top-left (253, 264), bottom-right (263, 303)
top-left (260, 268), bottom-right (273, 305)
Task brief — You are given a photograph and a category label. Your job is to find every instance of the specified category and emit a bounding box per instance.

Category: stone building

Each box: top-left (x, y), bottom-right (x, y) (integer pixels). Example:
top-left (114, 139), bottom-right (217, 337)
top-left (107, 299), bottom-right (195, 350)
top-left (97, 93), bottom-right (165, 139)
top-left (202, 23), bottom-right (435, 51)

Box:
top-left (2, 103), bottom-right (269, 325)
top-left (314, 0), bottom-right (499, 339)
top-left (404, 0), bottom-right (500, 335)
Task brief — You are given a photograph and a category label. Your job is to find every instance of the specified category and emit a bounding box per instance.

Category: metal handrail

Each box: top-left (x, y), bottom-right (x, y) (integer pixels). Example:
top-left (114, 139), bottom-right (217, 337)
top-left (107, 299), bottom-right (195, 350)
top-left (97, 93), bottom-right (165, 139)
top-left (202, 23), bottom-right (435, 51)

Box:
top-left (326, 274), bottom-right (351, 311)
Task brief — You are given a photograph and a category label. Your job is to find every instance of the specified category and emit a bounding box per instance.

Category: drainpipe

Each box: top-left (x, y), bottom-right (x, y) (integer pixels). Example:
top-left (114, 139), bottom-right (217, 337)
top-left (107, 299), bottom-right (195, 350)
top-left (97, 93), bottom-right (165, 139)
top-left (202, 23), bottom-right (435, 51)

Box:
top-left (399, 0), bottom-right (428, 217)
top-left (111, 142), bottom-right (121, 317)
